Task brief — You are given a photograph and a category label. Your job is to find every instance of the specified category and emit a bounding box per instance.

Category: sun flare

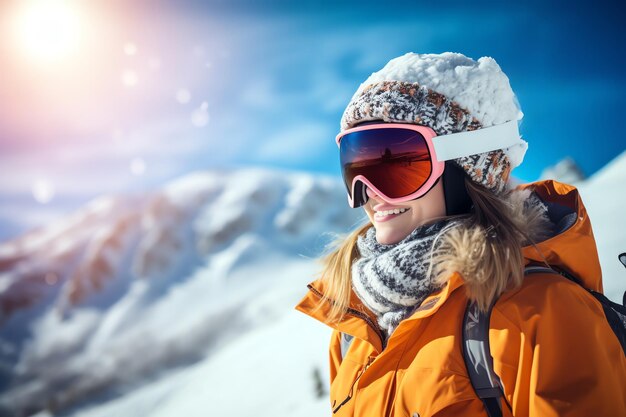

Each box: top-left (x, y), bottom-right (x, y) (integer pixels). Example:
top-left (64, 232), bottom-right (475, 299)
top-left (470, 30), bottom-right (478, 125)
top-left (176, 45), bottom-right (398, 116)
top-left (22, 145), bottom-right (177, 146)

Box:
top-left (14, 0), bottom-right (83, 63)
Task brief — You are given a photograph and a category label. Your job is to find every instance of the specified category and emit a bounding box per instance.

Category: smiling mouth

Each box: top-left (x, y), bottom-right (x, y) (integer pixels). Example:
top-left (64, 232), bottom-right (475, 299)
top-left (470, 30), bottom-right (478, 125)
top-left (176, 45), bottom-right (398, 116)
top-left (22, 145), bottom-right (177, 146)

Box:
top-left (374, 207), bottom-right (410, 221)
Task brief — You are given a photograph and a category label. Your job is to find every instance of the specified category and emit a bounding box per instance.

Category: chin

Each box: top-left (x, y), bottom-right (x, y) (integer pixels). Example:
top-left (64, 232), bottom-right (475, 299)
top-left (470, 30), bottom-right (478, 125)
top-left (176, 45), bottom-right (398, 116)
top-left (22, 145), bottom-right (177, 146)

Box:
top-left (375, 227), bottom-right (410, 245)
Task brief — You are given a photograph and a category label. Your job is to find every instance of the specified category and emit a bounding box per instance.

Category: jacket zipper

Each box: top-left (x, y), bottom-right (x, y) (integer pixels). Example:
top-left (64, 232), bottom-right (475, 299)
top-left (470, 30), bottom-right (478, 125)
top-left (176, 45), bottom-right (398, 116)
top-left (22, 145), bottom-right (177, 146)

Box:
top-left (332, 355), bottom-right (375, 414)
top-left (307, 284), bottom-right (386, 350)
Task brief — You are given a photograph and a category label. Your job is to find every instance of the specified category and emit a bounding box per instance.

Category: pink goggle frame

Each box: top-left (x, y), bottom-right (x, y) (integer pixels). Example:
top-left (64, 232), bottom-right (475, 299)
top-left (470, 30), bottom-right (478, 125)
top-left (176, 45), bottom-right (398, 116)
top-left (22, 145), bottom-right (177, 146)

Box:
top-left (336, 123), bottom-right (443, 208)
top-left (336, 120), bottom-right (523, 208)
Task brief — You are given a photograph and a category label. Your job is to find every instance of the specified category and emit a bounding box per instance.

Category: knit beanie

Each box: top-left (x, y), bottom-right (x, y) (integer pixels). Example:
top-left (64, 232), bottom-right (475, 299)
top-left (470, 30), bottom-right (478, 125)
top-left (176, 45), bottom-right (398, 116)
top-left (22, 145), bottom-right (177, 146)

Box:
top-left (340, 52), bottom-right (527, 193)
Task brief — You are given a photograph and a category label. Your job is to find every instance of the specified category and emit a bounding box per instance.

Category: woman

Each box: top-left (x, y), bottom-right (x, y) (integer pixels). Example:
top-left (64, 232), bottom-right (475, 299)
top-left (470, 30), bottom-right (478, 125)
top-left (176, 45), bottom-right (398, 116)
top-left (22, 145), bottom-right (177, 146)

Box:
top-left (295, 52), bottom-right (626, 416)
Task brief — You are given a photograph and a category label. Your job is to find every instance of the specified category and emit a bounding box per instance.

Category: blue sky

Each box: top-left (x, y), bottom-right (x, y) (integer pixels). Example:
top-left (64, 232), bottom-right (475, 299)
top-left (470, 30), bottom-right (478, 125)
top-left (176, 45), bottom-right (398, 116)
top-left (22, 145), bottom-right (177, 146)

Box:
top-left (0, 0), bottom-right (624, 241)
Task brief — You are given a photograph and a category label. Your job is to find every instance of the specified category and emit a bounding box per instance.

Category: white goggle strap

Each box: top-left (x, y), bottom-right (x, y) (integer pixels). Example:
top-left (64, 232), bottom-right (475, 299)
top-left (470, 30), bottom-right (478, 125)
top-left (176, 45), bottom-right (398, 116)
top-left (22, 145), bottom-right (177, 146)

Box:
top-left (432, 120), bottom-right (523, 161)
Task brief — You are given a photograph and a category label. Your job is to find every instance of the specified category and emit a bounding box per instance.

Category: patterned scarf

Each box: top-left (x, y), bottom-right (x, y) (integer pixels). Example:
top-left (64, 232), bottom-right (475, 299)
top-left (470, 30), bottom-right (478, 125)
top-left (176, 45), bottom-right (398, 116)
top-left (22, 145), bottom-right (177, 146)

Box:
top-left (351, 218), bottom-right (457, 338)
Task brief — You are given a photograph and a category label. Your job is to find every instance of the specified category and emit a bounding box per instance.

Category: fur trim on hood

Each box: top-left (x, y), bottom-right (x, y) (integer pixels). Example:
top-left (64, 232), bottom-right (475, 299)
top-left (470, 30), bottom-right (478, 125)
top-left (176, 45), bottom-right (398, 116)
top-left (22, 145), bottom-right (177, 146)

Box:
top-left (427, 187), bottom-right (554, 311)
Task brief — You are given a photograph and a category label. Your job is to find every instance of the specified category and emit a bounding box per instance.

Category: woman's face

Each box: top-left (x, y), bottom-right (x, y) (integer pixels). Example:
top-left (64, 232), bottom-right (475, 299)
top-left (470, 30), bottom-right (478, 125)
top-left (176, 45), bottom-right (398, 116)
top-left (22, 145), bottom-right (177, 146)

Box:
top-left (363, 179), bottom-right (447, 245)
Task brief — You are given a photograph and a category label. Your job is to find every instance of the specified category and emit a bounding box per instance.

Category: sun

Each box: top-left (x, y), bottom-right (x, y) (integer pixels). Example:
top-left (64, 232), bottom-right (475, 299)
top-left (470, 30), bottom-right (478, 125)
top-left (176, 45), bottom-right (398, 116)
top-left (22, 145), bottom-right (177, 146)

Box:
top-left (14, 0), bottom-right (83, 63)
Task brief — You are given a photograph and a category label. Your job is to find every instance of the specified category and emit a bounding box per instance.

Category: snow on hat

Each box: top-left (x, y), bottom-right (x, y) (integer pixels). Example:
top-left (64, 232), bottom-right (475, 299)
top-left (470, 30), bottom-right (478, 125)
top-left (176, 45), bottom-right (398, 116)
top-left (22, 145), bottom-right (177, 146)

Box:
top-left (340, 52), bottom-right (527, 193)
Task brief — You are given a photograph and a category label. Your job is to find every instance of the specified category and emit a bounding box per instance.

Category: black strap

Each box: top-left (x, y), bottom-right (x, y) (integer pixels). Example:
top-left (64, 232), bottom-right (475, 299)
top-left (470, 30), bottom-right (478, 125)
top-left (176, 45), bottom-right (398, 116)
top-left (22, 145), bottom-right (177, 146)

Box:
top-left (442, 161), bottom-right (473, 216)
top-left (483, 397), bottom-right (505, 417)
top-left (463, 265), bottom-right (555, 417)
top-left (462, 299), bottom-right (504, 417)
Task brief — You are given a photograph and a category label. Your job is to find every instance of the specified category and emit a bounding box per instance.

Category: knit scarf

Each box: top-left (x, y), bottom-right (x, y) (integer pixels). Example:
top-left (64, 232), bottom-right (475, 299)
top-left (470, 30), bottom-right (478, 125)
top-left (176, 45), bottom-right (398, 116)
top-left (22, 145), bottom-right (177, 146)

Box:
top-left (351, 219), bottom-right (457, 338)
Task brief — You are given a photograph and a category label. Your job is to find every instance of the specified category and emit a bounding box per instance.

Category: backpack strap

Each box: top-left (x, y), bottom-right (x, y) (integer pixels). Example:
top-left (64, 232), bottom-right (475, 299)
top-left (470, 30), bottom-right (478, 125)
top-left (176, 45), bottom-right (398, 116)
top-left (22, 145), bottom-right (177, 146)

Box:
top-left (463, 264), bottom-right (555, 417)
top-left (462, 299), bottom-right (505, 417)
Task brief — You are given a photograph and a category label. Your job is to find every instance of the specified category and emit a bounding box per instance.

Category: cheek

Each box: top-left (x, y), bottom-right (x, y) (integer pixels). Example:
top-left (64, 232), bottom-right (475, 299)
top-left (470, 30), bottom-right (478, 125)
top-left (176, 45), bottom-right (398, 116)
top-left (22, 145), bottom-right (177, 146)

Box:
top-left (363, 206), bottom-right (374, 222)
top-left (406, 206), bottom-right (426, 226)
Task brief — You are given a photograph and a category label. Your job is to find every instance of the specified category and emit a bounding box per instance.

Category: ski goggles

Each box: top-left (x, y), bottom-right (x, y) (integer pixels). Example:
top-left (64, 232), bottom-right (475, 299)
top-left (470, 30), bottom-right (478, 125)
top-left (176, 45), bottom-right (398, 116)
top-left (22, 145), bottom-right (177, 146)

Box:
top-left (336, 120), bottom-right (522, 208)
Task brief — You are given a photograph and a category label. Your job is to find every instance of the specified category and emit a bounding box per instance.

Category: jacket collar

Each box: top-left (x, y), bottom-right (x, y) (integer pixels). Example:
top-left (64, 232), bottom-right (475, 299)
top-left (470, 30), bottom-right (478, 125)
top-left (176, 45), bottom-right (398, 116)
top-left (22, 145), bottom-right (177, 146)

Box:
top-left (295, 271), bottom-right (465, 353)
top-left (518, 180), bottom-right (602, 292)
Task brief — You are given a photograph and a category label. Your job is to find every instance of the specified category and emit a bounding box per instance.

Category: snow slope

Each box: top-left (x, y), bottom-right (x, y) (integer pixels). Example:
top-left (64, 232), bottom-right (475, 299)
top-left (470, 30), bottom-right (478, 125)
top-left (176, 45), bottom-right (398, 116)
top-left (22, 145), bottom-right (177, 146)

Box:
top-left (1, 153), bottom-right (625, 417)
top-left (576, 150), bottom-right (626, 302)
top-left (58, 261), bottom-right (332, 417)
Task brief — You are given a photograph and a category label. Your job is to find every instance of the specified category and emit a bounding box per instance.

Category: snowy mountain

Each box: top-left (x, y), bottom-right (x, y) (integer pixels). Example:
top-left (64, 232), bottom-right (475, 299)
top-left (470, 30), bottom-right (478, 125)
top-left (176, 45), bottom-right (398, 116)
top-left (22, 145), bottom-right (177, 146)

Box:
top-left (539, 156), bottom-right (587, 184)
top-left (1, 153), bottom-right (625, 417)
top-left (0, 168), bottom-right (364, 416)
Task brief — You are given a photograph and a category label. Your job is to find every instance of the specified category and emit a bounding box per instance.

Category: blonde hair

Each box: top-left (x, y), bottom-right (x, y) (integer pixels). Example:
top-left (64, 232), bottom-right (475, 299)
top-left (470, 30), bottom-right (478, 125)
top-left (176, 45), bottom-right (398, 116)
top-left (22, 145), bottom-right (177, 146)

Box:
top-left (315, 178), bottom-right (542, 322)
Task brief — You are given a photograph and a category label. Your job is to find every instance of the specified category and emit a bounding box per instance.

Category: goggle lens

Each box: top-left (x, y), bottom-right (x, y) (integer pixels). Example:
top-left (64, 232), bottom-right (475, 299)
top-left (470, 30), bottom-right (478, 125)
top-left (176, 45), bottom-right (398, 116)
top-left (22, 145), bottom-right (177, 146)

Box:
top-left (339, 128), bottom-right (433, 201)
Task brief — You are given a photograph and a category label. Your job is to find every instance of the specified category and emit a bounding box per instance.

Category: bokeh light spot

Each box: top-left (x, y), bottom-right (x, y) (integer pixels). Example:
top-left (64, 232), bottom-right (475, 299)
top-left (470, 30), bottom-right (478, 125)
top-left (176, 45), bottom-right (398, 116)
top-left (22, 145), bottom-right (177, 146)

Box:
top-left (123, 42), bottom-right (138, 56)
top-left (122, 69), bottom-right (138, 87)
top-left (44, 272), bottom-right (59, 285)
top-left (191, 102), bottom-right (210, 127)
top-left (32, 179), bottom-right (55, 204)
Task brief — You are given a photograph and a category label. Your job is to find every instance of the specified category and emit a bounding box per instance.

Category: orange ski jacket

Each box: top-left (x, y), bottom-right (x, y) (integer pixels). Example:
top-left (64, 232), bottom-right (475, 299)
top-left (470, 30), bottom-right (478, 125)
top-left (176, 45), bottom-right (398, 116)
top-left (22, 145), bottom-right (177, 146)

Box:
top-left (295, 180), bottom-right (626, 417)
